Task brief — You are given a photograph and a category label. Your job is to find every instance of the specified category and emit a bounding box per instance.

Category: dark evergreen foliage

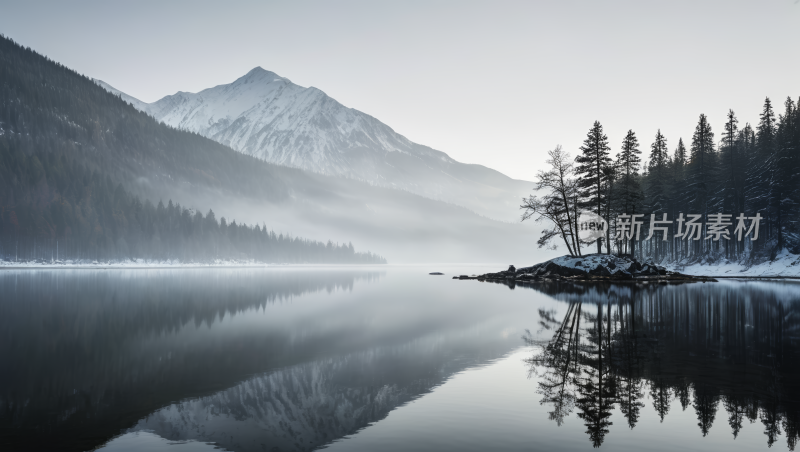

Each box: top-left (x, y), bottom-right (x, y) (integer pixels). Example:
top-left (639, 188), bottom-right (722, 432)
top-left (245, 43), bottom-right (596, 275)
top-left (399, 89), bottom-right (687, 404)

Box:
top-left (773, 97), bottom-right (799, 251)
top-left (611, 130), bottom-right (643, 255)
top-left (574, 96), bottom-right (800, 263)
top-left (687, 114), bottom-right (716, 218)
top-left (575, 121), bottom-right (612, 253)
top-left (646, 130), bottom-right (669, 214)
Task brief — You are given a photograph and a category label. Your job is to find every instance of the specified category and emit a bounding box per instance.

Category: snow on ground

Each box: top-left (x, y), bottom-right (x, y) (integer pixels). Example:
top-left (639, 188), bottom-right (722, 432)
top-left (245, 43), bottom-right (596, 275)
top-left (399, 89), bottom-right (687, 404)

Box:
top-left (665, 249), bottom-right (800, 277)
top-left (549, 254), bottom-right (644, 275)
top-left (0, 259), bottom-right (355, 269)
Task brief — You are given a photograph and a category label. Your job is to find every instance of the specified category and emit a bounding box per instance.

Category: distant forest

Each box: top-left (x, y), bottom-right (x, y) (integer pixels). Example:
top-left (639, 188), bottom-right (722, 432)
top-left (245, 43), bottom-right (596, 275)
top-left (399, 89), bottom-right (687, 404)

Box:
top-left (0, 35), bottom-right (385, 264)
top-left (523, 96), bottom-right (800, 264)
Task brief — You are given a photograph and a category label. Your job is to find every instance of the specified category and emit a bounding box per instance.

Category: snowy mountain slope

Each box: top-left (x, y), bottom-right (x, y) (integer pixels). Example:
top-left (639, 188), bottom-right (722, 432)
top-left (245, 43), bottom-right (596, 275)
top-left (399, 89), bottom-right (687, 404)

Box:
top-left (98, 68), bottom-right (532, 221)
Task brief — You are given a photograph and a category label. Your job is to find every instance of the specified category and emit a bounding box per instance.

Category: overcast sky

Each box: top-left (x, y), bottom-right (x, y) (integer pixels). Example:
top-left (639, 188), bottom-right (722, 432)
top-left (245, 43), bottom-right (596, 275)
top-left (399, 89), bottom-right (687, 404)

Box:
top-left (2, 0), bottom-right (799, 181)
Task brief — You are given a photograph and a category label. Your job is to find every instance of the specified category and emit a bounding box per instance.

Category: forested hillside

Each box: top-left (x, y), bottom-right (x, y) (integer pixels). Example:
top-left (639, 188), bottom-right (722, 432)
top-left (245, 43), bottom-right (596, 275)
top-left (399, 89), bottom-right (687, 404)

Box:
top-left (0, 35), bottom-right (385, 263)
top-left (0, 34), bottom-right (544, 264)
top-left (523, 99), bottom-right (800, 265)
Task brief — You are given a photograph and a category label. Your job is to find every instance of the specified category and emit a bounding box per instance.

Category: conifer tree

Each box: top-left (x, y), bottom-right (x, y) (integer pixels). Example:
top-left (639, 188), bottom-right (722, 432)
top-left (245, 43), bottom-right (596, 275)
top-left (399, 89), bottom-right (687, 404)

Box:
top-left (746, 98), bottom-right (777, 250)
top-left (614, 130), bottom-right (642, 255)
top-left (669, 139), bottom-right (688, 260)
top-left (647, 130), bottom-right (670, 213)
top-left (736, 124), bottom-right (757, 252)
top-left (718, 110), bottom-right (745, 258)
top-left (773, 97), bottom-right (799, 251)
top-left (686, 114), bottom-right (716, 254)
top-left (673, 139), bottom-right (687, 181)
top-left (645, 130), bottom-right (670, 259)
top-left (575, 121), bottom-right (612, 253)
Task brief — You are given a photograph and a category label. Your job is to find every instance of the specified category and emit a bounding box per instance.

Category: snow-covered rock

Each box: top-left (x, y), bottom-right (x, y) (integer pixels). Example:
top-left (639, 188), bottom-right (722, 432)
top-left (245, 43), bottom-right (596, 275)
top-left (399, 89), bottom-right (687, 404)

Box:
top-left (518, 254), bottom-right (667, 278)
top-left (459, 254), bottom-right (714, 282)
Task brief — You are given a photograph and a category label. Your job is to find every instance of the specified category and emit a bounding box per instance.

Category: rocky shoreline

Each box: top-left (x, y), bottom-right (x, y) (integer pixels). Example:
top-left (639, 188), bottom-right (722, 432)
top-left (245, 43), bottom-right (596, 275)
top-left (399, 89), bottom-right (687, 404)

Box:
top-left (453, 254), bottom-right (717, 284)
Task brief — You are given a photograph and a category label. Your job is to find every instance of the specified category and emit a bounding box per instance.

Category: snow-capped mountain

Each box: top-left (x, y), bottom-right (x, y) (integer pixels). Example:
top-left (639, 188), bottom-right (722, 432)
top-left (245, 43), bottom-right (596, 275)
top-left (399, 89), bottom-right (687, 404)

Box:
top-left (97, 68), bottom-right (532, 221)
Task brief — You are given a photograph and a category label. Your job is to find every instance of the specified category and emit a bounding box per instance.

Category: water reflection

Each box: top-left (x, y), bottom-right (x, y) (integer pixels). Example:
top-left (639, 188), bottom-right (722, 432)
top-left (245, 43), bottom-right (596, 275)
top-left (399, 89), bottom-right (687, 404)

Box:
top-left (0, 268), bottom-right (539, 451)
top-left (0, 269), bottom-right (383, 451)
top-left (5, 268), bottom-right (799, 451)
top-left (523, 281), bottom-right (800, 449)
top-left (131, 342), bottom-right (485, 452)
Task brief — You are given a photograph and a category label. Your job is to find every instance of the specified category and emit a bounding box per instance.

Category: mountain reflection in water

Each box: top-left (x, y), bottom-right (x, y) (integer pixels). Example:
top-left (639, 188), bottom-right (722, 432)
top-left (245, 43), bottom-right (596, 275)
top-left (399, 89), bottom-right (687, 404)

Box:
top-left (0, 269), bottom-right (383, 451)
top-left (0, 268), bottom-right (541, 452)
top-left (522, 280), bottom-right (800, 450)
top-left (2, 269), bottom-right (800, 451)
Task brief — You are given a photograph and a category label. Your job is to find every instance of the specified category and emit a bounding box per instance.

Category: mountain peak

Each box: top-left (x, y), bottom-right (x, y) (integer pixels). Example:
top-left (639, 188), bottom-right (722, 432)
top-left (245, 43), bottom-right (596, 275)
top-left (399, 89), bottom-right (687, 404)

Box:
top-left (245, 66), bottom-right (268, 76)
top-left (110, 68), bottom-right (529, 221)
top-left (235, 66), bottom-right (289, 85)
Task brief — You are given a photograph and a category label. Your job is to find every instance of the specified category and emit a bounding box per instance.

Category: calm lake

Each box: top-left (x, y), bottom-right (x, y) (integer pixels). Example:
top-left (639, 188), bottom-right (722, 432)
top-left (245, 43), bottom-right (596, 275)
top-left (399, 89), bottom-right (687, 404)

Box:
top-left (1, 267), bottom-right (799, 451)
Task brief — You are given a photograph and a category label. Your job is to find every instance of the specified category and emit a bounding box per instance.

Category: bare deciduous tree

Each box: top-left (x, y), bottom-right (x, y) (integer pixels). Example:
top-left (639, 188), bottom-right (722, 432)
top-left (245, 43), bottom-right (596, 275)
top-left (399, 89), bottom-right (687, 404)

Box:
top-left (521, 146), bottom-right (583, 256)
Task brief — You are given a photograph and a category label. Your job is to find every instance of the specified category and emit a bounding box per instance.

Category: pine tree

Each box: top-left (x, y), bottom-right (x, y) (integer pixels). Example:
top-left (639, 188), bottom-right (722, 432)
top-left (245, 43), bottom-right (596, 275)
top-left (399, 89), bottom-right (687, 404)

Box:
top-left (718, 110), bottom-right (745, 259)
top-left (686, 114), bottom-right (716, 255)
top-left (575, 121), bottom-right (612, 253)
top-left (669, 138), bottom-right (688, 260)
top-left (647, 130), bottom-right (670, 213)
top-left (773, 97), bottom-right (799, 251)
top-left (645, 130), bottom-right (670, 259)
top-left (614, 130), bottom-right (643, 255)
top-left (746, 98), bottom-right (777, 252)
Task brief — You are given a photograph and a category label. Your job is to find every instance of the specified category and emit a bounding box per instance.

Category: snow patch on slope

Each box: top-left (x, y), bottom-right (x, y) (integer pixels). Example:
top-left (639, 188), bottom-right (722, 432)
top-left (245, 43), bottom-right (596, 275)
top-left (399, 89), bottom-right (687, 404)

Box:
top-left (665, 249), bottom-right (800, 277)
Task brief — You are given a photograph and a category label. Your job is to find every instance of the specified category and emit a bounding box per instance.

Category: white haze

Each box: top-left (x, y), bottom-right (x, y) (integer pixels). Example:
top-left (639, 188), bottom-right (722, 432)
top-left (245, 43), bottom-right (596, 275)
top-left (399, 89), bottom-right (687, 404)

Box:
top-left (136, 167), bottom-right (560, 265)
top-left (93, 69), bottom-right (556, 265)
top-left (95, 71), bottom-right (533, 224)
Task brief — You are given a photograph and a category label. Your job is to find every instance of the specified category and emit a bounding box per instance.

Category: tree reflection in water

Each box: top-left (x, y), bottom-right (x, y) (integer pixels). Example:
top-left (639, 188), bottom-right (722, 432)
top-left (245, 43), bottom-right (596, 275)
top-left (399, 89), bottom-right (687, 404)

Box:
top-left (520, 280), bottom-right (800, 450)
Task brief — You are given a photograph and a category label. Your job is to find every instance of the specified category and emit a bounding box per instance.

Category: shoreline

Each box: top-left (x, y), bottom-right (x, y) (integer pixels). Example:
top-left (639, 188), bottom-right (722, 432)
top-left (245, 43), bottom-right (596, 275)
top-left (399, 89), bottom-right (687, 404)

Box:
top-left (0, 263), bottom-right (389, 270)
top-left (455, 255), bottom-right (717, 284)
top-left (705, 275), bottom-right (800, 281)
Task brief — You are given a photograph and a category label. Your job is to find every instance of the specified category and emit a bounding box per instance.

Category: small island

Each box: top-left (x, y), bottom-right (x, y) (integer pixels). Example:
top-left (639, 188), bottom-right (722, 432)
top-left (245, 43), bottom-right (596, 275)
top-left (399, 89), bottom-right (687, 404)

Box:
top-left (454, 254), bottom-right (717, 283)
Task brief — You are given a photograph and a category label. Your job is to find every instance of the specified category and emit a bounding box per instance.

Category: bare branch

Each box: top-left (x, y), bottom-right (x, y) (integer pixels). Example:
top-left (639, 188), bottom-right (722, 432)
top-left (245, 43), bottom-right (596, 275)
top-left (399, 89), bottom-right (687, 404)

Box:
top-left (521, 146), bottom-right (582, 256)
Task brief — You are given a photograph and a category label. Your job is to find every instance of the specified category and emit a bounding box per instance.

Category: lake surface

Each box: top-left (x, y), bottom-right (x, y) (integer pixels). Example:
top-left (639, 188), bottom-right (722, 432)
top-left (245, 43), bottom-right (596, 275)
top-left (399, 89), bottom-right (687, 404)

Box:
top-left (1, 267), bottom-right (799, 451)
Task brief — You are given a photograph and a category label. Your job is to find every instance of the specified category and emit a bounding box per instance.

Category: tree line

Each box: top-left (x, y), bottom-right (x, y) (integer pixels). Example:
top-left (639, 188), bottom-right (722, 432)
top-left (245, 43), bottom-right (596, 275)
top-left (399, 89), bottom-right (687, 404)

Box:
top-left (522, 98), bottom-right (800, 263)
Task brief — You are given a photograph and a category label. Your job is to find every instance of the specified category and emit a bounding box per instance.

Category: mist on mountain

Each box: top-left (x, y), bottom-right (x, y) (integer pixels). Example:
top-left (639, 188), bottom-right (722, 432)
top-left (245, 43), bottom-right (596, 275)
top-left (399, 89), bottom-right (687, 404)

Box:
top-left (96, 66), bottom-right (532, 223)
top-left (0, 36), bottom-right (549, 264)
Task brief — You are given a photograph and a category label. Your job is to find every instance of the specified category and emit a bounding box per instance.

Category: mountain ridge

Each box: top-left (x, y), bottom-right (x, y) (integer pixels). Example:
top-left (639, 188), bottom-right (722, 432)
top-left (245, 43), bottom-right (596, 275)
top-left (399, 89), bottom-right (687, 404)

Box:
top-left (98, 67), bottom-right (532, 221)
top-left (1, 35), bottom-right (545, 263)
